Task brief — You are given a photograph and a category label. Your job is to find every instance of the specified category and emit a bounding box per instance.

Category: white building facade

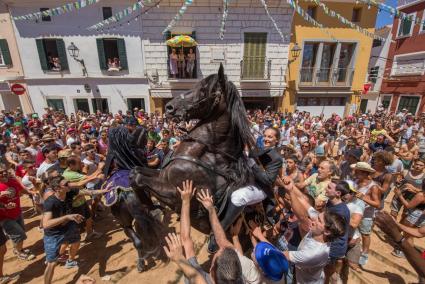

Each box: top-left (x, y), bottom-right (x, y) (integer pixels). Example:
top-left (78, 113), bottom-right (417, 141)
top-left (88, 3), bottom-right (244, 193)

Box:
top-left (361, 25), bottom-right (392, 113)
top-left (6, 0), bottom-right (292, 115)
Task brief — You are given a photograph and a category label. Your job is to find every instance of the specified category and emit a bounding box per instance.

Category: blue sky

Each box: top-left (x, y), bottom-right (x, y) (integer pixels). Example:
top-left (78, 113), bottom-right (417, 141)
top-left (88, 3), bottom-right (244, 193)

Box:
top-left (375, 0), bottom-right (397, 28)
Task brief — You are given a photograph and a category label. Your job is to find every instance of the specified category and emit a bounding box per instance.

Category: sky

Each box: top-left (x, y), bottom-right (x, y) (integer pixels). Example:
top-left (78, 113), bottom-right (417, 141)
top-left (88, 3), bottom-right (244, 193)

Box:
top-left (375, 0), bottom-right (397, 28)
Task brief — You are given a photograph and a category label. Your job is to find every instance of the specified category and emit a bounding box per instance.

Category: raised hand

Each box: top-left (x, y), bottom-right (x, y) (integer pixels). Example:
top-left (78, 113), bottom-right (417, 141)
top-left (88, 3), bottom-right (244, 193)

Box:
top-left (177, 180), bottom-right (196, 202)
top-left (163, 233), bottom-right (184, 262)
top-left (196, 188), bottom-right (214, 211)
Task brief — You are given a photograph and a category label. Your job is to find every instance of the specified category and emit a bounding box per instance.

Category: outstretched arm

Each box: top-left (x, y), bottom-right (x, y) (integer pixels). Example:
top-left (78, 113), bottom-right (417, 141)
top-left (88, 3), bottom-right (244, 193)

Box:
top-left (197, 189), bottom-right (233, 249)
top-left (178, 180), bottom-right (196, 259)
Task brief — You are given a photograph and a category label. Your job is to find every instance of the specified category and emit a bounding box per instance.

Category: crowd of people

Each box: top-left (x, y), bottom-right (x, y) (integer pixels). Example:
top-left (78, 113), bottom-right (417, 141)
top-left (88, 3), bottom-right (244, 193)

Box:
top-left (0, 105), bottom-right (424, 284)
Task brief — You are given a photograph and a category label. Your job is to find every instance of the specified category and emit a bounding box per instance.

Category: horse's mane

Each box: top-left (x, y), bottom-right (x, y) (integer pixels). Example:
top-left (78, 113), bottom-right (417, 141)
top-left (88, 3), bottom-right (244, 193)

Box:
top-left (201, 73), bottom-right (255, 186)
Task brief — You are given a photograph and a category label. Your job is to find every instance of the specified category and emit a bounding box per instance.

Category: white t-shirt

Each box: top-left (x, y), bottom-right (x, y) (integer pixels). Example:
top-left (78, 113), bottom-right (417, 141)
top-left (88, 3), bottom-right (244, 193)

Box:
top-left (36, 161), bottom-right (59, 178)
top-left (236, 251), bottom-right (285, 284)
top-left (346, 198), bottom-right (365, 240)
top-left (66, 136), bottom-right (77, 146)
top-left (22, 174), bottom-right (34, 190)
top-left (289, 231), bottom-right (330, 284)
top-left (25, 146), bottom-right (40, 158)
top-left (82, 156), bottom-right (100, 189)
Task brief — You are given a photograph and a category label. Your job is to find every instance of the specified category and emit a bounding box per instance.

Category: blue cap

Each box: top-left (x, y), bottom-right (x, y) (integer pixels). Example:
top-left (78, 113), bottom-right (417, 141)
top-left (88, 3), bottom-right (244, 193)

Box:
top-left (255, 242), bottom-right (288, 281)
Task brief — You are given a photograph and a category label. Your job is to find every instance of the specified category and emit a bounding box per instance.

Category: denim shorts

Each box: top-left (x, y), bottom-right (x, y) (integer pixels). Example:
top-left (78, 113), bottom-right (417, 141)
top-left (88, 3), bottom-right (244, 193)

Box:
top-left (406, 209), bottom-right (425, 228)
top-left (359, 217), bottom-right (374, 235)
top-left (43, 222), bottom-right (80, 263)
top-left (0, 215), bottom-right (27, 244)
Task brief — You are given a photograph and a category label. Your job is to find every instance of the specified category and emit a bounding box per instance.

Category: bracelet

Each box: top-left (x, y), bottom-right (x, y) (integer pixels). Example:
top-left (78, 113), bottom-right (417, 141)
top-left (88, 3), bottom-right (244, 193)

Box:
top-left (395, 236), bottom-right (405, 245)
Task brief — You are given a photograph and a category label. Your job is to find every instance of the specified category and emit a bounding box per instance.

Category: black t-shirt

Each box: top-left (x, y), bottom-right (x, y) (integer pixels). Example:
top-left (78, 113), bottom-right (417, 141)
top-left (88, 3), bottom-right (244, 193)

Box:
top-left (370, 141), bottom-right (389, 153)
top-left (43, 195), bottom-right (68, 236)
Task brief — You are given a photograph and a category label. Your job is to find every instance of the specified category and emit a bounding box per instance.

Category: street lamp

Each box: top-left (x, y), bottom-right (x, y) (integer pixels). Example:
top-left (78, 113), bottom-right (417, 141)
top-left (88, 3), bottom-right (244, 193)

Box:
top-left (67, 42), bottom-right (87, 77)
top-left (289, 43), bottom-right (302, 63)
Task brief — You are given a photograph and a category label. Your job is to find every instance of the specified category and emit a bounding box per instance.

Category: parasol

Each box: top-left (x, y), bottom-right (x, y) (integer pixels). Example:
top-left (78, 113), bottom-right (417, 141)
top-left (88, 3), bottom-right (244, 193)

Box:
top-left (166, 35), bottom-right (197, 48)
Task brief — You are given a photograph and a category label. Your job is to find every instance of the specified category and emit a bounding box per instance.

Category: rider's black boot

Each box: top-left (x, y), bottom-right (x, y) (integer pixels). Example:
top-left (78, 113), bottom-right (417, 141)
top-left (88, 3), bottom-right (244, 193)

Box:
top-left (207, 202), bottom-right (244, 254)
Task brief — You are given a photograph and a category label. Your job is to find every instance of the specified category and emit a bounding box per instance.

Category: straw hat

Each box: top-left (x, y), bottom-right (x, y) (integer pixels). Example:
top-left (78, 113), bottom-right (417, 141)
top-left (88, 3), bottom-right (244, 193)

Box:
top-left (350, 162), bottom-right (375, 173)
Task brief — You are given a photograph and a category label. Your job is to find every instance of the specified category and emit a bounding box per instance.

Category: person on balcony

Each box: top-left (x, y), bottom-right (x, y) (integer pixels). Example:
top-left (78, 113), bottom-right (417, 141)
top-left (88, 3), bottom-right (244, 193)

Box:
top-left (107, 58), bottom-right (121, 72)
top-left (178, 49), bottom-right (186, 78)
top-left (186, 48), bottom-right (196, 78)
top-left (169, 49), bottom-right (178, 78)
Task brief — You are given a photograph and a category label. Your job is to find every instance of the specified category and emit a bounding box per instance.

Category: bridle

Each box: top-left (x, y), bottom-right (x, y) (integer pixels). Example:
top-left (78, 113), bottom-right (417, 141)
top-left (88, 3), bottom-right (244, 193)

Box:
top-left (178, 87), bottom-right (223, 120)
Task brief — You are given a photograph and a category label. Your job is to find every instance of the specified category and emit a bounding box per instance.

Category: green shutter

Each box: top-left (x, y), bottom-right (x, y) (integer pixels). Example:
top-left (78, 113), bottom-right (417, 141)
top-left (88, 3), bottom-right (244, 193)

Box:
top-left (243, 33), bottom-right (267, 79)
top-left (164, 31), bottom-right (171, 40)
top-left (56, 39), bottom-right (69, 71)
top-left (191, 31), bottom-right (196, 40)
top-left (0, 39), bottom-right (12, 66)
top-left (96, 38), bottom-right (107, 70)
top-left (36, 39), bottom-right (49, 71)
top-left (117, 38), bottom-right (128, 70)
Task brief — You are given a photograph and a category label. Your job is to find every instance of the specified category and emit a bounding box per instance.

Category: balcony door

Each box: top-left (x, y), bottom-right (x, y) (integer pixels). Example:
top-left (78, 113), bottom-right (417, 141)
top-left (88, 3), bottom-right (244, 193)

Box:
top-left (318, 43), bottom-right (336, 83)
top-left (336, 43), bottom-right (355, 84)
top-left (243, 33), bottom-right (267, 79)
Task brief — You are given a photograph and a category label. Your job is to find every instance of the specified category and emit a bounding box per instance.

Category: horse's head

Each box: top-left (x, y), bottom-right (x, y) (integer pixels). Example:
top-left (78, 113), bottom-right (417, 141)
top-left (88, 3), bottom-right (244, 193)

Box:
top-left (165, 64), bottom-right (227, 121)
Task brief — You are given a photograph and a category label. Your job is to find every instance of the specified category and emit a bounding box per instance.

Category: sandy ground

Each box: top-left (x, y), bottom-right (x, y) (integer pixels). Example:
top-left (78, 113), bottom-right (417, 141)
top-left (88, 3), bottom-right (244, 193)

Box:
top-left (4, 194), bottom-right (424, 284)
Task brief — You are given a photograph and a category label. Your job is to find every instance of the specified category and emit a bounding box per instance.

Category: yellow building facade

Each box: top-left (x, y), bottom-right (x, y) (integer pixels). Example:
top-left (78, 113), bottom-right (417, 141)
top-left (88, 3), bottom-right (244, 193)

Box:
top-left (283, 1), bottom-right (378, 117)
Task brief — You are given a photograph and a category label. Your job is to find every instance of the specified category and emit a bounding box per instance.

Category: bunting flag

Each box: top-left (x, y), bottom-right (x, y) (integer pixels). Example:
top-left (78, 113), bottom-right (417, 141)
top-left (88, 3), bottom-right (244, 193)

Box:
top-left (287, 0), bottom-right (337, 40)
top-left (162, 0), bottom-right (194, 34)
top-left (13, 0), bottom-right (100, 21)
top-left (260, 0), bottom-right (287, 42)
top-left (357, 0), bottom-right (425, 27)
top-left (309, 0), bottom-right (389, 42)
top-left (219, 0), bottom-right (229, 40)
top-left (88, 1), bottom-right (151, 30)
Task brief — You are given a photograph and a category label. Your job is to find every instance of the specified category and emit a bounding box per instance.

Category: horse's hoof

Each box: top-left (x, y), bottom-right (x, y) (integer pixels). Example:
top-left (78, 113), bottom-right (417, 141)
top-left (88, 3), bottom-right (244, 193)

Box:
top-left (207, 234), bottom-right (218, 254)
top-left (137, 259), bottom-right (146, 272)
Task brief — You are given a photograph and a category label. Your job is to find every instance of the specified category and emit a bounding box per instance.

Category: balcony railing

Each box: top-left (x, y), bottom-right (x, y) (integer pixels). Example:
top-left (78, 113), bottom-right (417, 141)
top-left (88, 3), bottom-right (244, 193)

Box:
top-left (299, 67), bottom-right (354, 87)
top-left (391, 66), bottom-right (425, 76)
top-left (240, 57), bottom-right (271, 80)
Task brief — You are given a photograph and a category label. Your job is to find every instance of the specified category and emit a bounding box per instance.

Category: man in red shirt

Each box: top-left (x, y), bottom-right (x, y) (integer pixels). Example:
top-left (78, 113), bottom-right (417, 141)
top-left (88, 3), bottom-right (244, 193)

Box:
top-left (0, 164), bottom-right (34, 260)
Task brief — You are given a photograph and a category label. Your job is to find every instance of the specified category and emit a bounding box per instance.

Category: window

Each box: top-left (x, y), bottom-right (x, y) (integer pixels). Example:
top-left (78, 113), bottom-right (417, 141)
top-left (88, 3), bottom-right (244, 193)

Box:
top-left (297, 97), bottom-right (346, 106)
top-left (391, 53), bottom-right (425, 76)
top-left (307, 6), bottom-right (317, 20)
top-left (0, 39), bottom-right (11, 66)
top-left (96, 38), bottom-right (128, 71)
top-left (46, 99), bottom-right (65, 112)
top-left (381, 96), bottom-right (392, 109)
top-left (127, 98), bottom-right (146, 111)
top-left (369, 66), bottom-right (379, 83)
top-left (421, 10), bottom-right (425, 32)
top-left (91, 98), bottom-right (109, 113)
top-left (35, 39), bottom-right (69, 72)
top-left (372, 39), bottom-right (382, 48)
top-left (40, 8), bottom-right (51, 22)
top-left (398, 96), bottom-right (419, 114)
top-left (242, 32), bottom-right (268, 80)
top-left (74, 99), bottom-right (90, 113)
top-left (352, 8), bottom-right (362, 22)
top-left (165, 31), bottom-right (198, 79)
top-left (102, 7), bottom-right (112, 20)
top-left (300, 42), bottom-right (319, 82)
top-left (336, 43), bottom-right (355, 82)
top-left (318, 43), bottom-right (336, 82)
top-left (397, 13), bottom-right (415, 37)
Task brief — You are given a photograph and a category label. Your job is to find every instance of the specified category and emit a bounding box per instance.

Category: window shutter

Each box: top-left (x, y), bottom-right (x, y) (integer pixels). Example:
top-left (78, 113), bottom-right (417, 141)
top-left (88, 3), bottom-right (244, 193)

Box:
top-left (0, 39), bottom-right (12, 66)
top-left (191, 31), bottom-right (196, 40)
top-left (164, 31), bottom-right (171, 40)
top-left (56, 39), bottom-right (69, 71)
top-left (117, 38), bottom-right (128, 70)
top-left (96, 38), bottom-right (107, 70)
top-left (36, 39), bottom-right (49, 71)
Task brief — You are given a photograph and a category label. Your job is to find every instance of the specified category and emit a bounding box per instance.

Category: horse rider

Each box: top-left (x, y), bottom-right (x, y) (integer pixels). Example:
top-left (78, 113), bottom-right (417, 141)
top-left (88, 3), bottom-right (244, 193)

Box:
top-left (208, 127), bottom-right (283, 253)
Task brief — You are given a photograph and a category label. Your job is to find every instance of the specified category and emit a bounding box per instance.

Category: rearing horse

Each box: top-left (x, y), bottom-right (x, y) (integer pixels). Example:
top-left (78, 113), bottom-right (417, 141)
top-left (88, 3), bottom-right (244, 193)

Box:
top-left (131, 64), bottom-right (255, 233)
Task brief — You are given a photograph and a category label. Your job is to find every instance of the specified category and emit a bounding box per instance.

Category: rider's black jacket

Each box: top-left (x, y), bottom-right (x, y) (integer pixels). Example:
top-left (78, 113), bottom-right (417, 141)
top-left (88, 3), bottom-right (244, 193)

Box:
top-left (250, 147), bottom-right (283, 197)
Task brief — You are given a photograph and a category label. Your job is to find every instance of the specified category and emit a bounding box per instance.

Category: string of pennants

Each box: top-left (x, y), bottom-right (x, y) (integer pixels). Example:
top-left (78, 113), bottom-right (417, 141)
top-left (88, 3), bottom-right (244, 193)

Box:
top-left (260, 0), bottom-right (287, 42)
top-left (87, 0), bottom-right (152, 30)
top-left (357, 0), bottom-right (425, 27)
top-left (162, 0), bottom-right (194, 34)
top-left (287, 0), bottom-right (337, 41)
top-left (309, 0), bottom-right (390, 43)
top-left (13, 0), bottom-right (100, 21)
top-left (219, 0), bottom-right (229, 40)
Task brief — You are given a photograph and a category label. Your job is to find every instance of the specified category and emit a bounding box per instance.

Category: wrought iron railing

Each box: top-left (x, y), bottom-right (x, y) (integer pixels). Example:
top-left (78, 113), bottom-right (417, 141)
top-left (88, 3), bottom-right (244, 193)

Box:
top-left (298, 67), bottom-right (354, 87)
top-left (240, 57), bottom-right (271, 80)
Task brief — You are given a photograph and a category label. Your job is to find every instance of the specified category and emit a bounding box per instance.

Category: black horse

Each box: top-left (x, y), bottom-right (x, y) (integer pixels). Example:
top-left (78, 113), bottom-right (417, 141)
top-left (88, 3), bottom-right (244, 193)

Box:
top-left (103, 127), bottom-right (163, 272)
top-left (131, 64), bottom-right (255, 233)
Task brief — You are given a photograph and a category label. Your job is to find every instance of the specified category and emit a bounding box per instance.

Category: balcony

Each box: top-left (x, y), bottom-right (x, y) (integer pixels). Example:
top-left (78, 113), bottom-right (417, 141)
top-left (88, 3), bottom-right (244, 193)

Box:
top-left (299, 67), bottom-right (354, 88)
top-left (240, 57), bottom-right (271, 81)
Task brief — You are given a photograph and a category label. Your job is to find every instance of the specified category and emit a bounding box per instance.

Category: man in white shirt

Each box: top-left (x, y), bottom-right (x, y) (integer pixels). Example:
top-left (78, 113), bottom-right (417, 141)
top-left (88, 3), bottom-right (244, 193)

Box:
top-left (36, 145), bottom-right (59, 179)
top-left (277, 177), bottom-right (346, 284)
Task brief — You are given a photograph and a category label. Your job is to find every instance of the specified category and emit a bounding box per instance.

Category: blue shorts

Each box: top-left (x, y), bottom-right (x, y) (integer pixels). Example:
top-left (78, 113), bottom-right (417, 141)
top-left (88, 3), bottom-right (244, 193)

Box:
top-left (0, 215), bottom-right (27, 244)
top-left (359, 218), bottom-right (374, 235)
top-left (43, 222), bottom-right (80, 263)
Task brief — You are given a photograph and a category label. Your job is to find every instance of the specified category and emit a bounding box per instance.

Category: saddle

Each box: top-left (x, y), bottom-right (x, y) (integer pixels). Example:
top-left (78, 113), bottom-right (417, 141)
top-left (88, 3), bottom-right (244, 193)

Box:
top-left (103, 169), bottom-right (133, 207)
